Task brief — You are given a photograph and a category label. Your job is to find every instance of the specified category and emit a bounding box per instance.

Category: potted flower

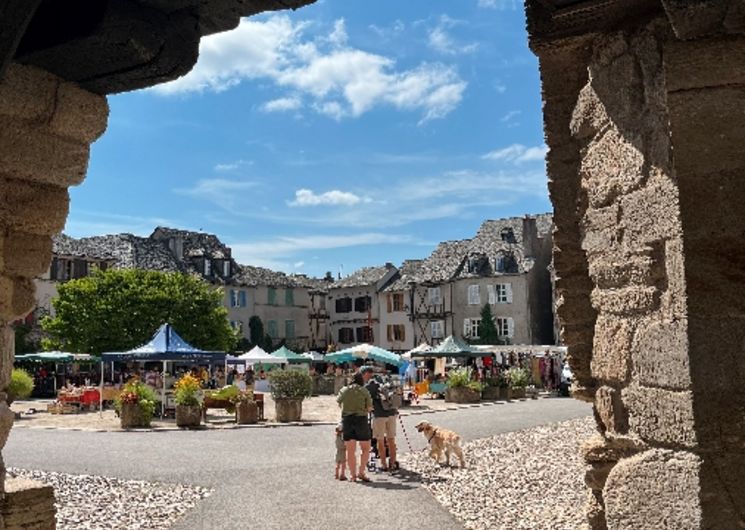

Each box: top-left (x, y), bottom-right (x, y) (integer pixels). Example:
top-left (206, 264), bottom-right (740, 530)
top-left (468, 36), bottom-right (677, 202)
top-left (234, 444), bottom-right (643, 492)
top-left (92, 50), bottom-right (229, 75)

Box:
top-left (115, 378), bottom-right (156, 428)
top-left (481, 377), bottom-right (501, 400)
top-left (268, 369), bottom-right (312, 422)
top-left (444, 367), bottom-right (482, 404)
top-left (173, 373), bottom-right (202, 428)
top-left (6, 368), bottom-right (34, 405)
top-left (231, 390), bottom-right (258, 425)
top-left (507, 367), bottom-right (530, 400)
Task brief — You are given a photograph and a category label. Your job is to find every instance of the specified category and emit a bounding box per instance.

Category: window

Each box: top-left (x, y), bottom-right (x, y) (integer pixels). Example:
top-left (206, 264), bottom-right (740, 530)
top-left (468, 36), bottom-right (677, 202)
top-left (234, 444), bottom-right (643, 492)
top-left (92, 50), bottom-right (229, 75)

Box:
top-left (338, 327), bottom-right (354, 344)
top-left (463, 318), bottom-right (481, 339)
top-left (285, 320), bottom-right (296, 339)
top-left (392, 293), bottom-right (404, 312)
top-left (267, 320), bottom-right (278, 339)
top-left (268, 287), bottom-right (277, 305)
top-left (354, 296), bottom-right (371, 313)
top-left (285, 288), bottom-right (294, 306)
top-left (496, 253), bottom-right (519, 273)
top-left (500, 227), bottom-right (516, 243)
top-left (223, 261), bottom-right (231, 277)
top-left (496, 317), bottom-right (514, 338)
top-left (356, 326), bottom-right (373, 343)
top-left (230, 320), bottom-right (244, 333)
top-left (239, 290), bottom-right (247, 307)
top-left (467, 257), bottom-right (478, 273)
top-left (495, 283), bottom-right (511, 303)
top-left (431, 320), bottom-right (445, 339)
top-left (204, 259), bottom-right (212, 276)
top-left (467, 284), bottom-right (481, 305)
top-left (335, 297), bottom-right (352, 313)
top-left (387, 324), bottom-right (405, 342)
top-left (230, 289), bottom-right (239, 308)
top-left (428, 287), bottom-right (442, 305)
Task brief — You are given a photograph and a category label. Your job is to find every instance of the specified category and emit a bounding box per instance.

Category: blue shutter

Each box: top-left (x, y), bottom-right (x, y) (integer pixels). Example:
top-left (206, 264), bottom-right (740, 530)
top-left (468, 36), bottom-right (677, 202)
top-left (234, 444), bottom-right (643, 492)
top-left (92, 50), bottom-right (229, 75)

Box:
top-left (239, 290), bottom-right (247, 307)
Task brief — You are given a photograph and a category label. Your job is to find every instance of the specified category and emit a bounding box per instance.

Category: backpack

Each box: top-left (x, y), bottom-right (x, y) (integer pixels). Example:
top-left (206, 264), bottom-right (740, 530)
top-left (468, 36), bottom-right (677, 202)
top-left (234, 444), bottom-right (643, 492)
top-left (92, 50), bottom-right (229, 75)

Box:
top-left (377, 380), bottom-right (403, 411)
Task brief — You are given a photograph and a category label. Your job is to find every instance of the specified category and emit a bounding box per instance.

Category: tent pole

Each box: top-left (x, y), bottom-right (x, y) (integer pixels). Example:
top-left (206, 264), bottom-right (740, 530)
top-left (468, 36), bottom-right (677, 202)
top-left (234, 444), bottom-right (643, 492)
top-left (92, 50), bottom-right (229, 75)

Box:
top-left (161, 360), bottom-right (166, 419)
top-left (99, 361), bottom-right (104, 417)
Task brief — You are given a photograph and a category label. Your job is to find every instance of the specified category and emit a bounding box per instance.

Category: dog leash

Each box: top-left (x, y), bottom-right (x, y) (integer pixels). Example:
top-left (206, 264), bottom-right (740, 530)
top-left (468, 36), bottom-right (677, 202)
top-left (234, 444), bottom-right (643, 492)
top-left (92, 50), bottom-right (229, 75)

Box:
top-left (398, 414), bottom-right (415, 453)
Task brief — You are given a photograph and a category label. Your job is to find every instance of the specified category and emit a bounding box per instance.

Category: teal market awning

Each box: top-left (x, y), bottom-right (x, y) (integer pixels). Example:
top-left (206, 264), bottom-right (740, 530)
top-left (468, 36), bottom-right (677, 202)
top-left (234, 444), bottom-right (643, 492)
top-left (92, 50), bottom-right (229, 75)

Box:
top-left (326, 344), bottom-right (403, 367)
top-left (271, 346), bottom-right (311, 363)
top-left (411, 335), bottom-right (487, 358)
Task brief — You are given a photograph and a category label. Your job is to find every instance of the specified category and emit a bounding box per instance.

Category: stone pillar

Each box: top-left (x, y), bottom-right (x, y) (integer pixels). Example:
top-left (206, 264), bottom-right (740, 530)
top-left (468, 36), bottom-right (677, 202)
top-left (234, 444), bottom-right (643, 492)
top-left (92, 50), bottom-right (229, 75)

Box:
top-left (0, 63), bottom-right (108, 525)
top-left (530, 7), bottom-right (745, 530)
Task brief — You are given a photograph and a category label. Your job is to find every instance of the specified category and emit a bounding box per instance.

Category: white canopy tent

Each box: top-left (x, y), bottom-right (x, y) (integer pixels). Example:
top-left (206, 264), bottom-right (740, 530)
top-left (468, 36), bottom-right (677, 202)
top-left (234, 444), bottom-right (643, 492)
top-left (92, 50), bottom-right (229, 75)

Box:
top-left (302, 351), bottom-right (325, 362)
top-left (402, 343), bottom-right (432, 361)
top-left (226, 346), bottom-right (287, 365)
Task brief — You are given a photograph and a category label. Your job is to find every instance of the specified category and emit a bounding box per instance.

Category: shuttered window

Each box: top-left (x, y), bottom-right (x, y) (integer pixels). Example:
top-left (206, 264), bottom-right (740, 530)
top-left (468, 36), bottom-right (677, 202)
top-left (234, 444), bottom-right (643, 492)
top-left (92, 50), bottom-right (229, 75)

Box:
top-left (468, 285), bottom-right (481, 305)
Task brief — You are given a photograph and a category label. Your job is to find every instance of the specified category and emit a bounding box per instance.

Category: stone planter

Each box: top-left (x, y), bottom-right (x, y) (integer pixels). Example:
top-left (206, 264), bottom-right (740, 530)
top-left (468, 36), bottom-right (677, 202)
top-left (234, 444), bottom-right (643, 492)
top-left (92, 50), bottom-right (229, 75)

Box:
top-left (501, 387), bottom-right (513, 400)
top-left (175, 405), bottom-right (202, 428)
top-left (481, 386), bottom-right (501, 400)
top-left (275, 398), bottom-right (303, 422)
top-left (120, 402), bottom-right (149, 429)
top-left (314, 375), bottom-right (336, 395)
top-left (511, 387), bottom-right (526, 399)
top-left (445, 387), bottom-right (481, 404)
top-left (236, 401), bottom-right (258, 425)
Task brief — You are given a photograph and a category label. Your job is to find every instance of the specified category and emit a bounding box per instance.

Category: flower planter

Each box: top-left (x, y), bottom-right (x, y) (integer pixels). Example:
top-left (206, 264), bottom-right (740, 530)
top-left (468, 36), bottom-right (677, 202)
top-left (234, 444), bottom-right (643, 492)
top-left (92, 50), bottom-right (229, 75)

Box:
top-left (481, 386), bottom-right (501, 400)
top-left (445, 387), bottom-right (481, 404)
top-left (275, 398), bottom-right (303, 422)
top-left (120, 402), bottom-right (149, 429)
top-left (176, 405), bottom-right (202, 428)
top-left (511, 387), bottom-right (526, 400)
top-left (236, 401), bottom-right (259, 425)
top-left (501, 387), bottom-right (513, 400)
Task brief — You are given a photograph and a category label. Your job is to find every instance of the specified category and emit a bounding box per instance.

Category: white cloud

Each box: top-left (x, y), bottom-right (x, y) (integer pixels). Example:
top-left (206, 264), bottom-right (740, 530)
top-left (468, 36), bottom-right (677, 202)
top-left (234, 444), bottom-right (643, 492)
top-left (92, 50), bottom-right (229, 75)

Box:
top-left (427, 16), bottom-right (479, 56)
top-left (175, 179), bottom-right (258, 209)
top-left (153, 15), bottom-right (466, 123)
top-left (478, 0), bottom-right (518, 9)
top-left (288, 189), bottom-right (371, 207)
top-left (482, 144), bottom-right (547, 163)
top-left (261, 96), bottom-right (302, 113)
top-left (293, 261), bottom-right (305, 269)
top-left (501, 110), bottom-right (521, 123)
top-left (230, 233), bottom-right (416, 270)
top-left (214, 159), bottom-right (252, 171)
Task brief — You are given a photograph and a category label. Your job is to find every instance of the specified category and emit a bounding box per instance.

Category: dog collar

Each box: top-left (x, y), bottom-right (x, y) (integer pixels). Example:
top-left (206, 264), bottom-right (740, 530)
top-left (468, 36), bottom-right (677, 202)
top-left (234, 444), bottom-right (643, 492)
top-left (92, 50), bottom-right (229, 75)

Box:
top-left (427, 429), bottom-right (438, 443)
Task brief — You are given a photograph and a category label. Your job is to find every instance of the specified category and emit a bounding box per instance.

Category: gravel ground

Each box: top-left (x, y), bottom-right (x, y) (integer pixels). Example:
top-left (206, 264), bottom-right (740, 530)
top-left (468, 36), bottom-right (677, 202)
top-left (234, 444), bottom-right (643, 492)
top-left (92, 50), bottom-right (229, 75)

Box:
top-left (8, 468), bottom-right (212, 530)
top-left (402, 416), bottom-right (596, 530)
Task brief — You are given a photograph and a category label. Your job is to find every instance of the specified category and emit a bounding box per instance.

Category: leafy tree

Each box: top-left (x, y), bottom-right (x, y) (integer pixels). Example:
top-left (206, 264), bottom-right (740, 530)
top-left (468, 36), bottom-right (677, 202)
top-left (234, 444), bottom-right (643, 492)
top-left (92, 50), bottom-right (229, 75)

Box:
top-left (262, 333), bottom-right (274, 352)
top-left (248, 316), bottom-right (265, 348)
top-left (13, 322), bottom-right (37, 354)
top-left (479, 303), bottom-right (500, 345)
top-left (42, 269), bottom-right (236, 354)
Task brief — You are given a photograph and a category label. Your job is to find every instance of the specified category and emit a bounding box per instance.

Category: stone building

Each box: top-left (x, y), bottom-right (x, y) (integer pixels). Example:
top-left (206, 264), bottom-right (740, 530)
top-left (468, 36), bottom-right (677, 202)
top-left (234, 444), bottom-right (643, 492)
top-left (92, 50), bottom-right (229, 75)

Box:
top-left (1, 1), bottom-right (744, 529)
top-left (327, 264), bottom-right (398, 349)
top-left (379, 259), bottom-right (424, 352)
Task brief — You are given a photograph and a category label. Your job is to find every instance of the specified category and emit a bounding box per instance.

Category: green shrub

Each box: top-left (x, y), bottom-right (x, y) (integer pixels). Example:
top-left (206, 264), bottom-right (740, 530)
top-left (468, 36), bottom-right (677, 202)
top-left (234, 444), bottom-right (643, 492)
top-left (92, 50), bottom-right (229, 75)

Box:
top-left (7, 368), bottom-right (34, 401)
top-left (115, 379), bottom-right (157, 424)
top-left (268, 369), bottom-right (312, 401)
top-left (446, 367), bottom-right (471, 389)
top-left (507, 367), bottom-right (530, 389)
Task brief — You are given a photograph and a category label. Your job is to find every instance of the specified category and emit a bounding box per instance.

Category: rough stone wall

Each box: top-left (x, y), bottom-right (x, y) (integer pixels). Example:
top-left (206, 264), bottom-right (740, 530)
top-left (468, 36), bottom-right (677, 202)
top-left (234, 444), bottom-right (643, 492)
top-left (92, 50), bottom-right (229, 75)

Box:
top-left (0, 62), bottom-right (108, 524)
top-left (537, 13), bottom-right (745, 530)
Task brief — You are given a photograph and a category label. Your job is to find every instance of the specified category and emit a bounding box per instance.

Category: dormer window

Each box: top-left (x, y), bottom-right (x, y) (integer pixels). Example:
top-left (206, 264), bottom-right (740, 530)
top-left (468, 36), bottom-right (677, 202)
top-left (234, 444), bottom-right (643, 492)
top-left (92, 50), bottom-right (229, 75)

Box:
top-left (500, 227), bottom-right (516, 243)
top-left (467, 257), bottom-right (478, 273)
top-left (223, 260), bottom-right (230, 277)
top-left (496, 252), bottom-right (519, 273)
top-left (204, 259), bottom-right (212, 276)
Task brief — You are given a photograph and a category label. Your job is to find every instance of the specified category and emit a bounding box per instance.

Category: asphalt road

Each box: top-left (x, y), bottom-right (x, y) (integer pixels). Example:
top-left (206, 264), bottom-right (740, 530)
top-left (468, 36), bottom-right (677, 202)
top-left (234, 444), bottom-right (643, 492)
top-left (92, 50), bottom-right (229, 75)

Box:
top-left (5, 398), bottom-right (591, 530)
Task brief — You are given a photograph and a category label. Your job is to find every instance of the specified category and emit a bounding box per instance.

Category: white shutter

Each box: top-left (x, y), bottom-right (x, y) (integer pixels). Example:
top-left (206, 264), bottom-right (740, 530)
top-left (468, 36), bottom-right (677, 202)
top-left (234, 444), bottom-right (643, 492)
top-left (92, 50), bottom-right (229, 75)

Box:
top-left (506, 283), bottom-right (513, 303)
top-left (468, 285), bottom-right (480, 305)
top-left (487, 284), bottom-right (496, 304)
top-left (507, 317), bottom-right (515, 338)
top-left (463, 318), bottom-right (470, 337)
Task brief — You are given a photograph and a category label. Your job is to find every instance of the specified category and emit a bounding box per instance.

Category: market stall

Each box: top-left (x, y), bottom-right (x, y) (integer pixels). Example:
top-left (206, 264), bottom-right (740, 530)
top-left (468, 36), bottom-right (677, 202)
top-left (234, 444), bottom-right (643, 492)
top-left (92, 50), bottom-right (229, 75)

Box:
top-left (325, 343), bottom-right (404, 367)
top-left (15, 351), bottom-right (99, 398)
top-left (101, 323), bottom-right (226, 417)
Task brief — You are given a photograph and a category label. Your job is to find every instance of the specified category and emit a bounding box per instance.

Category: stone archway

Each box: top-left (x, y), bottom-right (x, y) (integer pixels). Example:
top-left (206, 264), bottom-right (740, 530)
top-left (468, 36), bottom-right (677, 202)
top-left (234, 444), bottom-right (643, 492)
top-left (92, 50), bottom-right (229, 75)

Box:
top-left (1, 1), bottom-right (744, 528)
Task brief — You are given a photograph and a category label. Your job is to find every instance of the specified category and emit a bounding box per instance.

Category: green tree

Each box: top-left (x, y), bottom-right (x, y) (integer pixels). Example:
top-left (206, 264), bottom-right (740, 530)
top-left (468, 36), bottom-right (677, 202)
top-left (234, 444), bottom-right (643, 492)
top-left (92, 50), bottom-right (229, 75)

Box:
top-left (479, 303), bottom-right (499, 345)
top-left (42, 269), bottom-right (237, 354)
top-left (248, 316), bottom-right (265, 348)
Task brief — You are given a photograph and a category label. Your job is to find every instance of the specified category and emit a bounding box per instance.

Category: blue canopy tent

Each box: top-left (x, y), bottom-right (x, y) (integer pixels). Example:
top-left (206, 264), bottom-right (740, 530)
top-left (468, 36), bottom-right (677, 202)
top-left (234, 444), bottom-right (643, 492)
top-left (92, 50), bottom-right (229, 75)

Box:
top-left (101, 323), bottom-right (227, 416)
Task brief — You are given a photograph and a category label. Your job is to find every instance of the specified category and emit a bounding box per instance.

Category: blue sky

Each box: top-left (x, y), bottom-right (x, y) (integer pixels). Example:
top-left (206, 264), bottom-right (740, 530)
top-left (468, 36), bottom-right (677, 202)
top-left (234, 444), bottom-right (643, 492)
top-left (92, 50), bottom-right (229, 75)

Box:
top-left (70, 0), bottom-right (550, 276)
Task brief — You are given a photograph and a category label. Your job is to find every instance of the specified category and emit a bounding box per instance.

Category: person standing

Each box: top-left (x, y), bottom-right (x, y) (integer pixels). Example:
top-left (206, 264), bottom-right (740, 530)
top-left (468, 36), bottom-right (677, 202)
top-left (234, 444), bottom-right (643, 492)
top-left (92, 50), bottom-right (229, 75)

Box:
top-left (336, 370), bottom-right (373, 482)
top-left (364, 367), bottom-right (399, 472)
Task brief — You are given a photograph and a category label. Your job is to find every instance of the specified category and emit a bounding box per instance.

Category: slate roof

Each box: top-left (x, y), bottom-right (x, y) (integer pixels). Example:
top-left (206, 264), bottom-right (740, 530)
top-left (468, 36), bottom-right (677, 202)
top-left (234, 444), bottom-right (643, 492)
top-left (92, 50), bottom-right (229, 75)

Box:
top-left (383, 260), bottom-right (425, 292)
top-left (150, 227), bottom-right (231, 259)
top-left (52, 233), bottom-right (183, 272)
top-left (332, 265), bottom-right (392, 289)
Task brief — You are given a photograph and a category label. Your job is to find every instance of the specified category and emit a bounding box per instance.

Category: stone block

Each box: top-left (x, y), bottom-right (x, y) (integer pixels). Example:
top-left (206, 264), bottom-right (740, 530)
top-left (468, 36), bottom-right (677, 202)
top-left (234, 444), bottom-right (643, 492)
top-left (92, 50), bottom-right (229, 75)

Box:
top-left (1, 231), bottom-right (53, 278)
top-left (591, 286), bottom-right (659, 315)
top-left (585, 489), bottom-right (608, 530)
top-left (49, 81), bottom-right (109, 144)
top-left (0, 178), bottom-right (70, 235)
top-left (0, 276), bottom-right (35, 321)
top-left (0, 122), bottom-right (91, 187)
top-left (588, 252), bottom-right (659, 289)
top-left (586, 461), bottom-right (616, 491)
top-left (660, 237), bottom-right (687, 320)
top-left (595, 386), bottom-right (628, 434)
top-left (0, 63), bottom-right (57, 123)
top-left (603, 449), bottom-right (702, 530)
top-left (665, 36), bottom-right (745, 92)
top-left (622, 384), bottom-right (697, 448)
top-left (592, 316), bottom-right (633, 383)
top-left (619, 175), bottom-right (682, 248)
top-left (631, 318), bottom-right (691, 390)
top-left (1, 476), bottom-right (55, 530)
top-left (0, 326), bottom-right (13, 389)
top-left (580, 433), bottom-right (647, 464)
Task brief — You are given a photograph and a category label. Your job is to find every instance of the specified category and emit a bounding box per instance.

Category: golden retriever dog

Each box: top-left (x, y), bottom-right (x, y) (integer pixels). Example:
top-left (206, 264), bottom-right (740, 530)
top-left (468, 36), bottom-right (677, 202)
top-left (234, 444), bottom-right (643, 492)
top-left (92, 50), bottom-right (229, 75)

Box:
top-left (415, 420), bottom-right (466, 468)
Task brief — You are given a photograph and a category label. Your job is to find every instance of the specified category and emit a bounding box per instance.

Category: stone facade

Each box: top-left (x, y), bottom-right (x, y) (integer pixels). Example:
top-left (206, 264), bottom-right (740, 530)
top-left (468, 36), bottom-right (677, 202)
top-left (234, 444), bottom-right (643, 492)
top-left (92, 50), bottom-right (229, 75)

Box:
top-left (0, 477), bottom-right (55, 530)
top-left (527, 1), bottom-right (745, 528)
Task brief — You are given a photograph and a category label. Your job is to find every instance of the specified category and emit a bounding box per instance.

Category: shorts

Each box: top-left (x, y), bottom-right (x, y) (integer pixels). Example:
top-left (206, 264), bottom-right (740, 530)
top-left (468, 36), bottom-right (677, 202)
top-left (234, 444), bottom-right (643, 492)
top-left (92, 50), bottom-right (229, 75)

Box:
top-left (372, 415), bottom-right (397, 440)
top-left (342, 415), bottom-right (371, 442)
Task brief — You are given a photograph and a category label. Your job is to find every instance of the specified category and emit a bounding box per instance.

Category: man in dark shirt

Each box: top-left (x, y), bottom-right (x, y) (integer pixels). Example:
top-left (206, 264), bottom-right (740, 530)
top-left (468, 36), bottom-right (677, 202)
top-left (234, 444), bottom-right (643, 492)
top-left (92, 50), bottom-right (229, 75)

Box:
top-left (363, 367), bottom-right (399, 471)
